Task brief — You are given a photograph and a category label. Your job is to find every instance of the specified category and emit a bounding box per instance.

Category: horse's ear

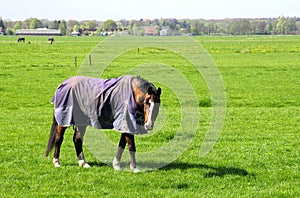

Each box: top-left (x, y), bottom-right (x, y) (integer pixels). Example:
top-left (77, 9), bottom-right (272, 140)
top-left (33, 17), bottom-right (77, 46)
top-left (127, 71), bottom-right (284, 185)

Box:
top-left (157, 87), bottom-right (161, 95)
top-left (147, 87), bottom-right (154, 95)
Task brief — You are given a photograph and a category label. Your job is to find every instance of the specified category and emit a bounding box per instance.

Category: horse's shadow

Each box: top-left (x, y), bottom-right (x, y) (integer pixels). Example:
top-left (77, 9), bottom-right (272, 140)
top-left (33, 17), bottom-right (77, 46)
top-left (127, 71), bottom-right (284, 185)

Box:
top-left (88, 161), bottom-right (249, 178)
top-left (159, 162), bottom-right (249, 178)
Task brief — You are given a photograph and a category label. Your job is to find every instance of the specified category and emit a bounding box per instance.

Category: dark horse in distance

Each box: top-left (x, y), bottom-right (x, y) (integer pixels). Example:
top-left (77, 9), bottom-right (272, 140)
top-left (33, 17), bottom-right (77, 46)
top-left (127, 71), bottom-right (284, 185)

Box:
top-left (45, 76), bottom-right (161, 172)
top-left (18, 37), bottom-right (25, 42)
top-left (48, 37), bottom-right (55, 44)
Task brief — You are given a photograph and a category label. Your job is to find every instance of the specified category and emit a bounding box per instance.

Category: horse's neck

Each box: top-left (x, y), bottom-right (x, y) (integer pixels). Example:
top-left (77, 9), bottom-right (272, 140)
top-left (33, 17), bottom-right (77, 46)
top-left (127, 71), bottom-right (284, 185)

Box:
top-left (131, 78), bottom-right (147, 105)
top-left (133, 87), bottom-right (145, 105)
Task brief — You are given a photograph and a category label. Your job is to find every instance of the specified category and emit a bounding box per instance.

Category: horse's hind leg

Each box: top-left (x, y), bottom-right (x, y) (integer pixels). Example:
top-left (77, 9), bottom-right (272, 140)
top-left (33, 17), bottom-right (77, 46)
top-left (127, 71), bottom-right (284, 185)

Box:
top-left (73, 125), bottom-right (90, 168)
top-left (53, 125), bottom-right (66, 167)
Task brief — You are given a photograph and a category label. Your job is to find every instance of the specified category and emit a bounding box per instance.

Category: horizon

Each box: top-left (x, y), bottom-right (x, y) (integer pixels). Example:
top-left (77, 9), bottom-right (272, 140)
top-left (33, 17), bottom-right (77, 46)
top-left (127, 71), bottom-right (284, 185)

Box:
top-left (1, 0), bottom-right (299, 21)
top-left (2, 16), bottom-right (299, 22)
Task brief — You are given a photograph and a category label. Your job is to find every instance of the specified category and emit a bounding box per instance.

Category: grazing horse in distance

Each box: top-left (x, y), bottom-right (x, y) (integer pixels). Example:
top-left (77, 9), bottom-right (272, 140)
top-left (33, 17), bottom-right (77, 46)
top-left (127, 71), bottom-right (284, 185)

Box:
top-left (18, 37), bottom-right (25, 42)
top-left (48, 37), bottom-right (55, 44)
top-left (45, 76), bottom-right (161, 172)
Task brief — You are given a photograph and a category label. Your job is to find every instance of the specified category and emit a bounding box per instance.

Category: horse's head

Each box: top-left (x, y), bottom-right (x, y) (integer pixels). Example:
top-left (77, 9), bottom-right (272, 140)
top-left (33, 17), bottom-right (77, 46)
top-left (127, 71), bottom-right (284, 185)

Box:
top-left (143, 86), bottom-right (161, 130)
top-left (132, 77), bottom-right (161, 131)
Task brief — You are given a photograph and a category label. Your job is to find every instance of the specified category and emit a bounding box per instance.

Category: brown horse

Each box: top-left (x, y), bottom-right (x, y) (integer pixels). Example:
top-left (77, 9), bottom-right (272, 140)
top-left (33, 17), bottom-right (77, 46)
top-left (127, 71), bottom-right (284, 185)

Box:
top-left (45, 76), bottom-right (161, 172)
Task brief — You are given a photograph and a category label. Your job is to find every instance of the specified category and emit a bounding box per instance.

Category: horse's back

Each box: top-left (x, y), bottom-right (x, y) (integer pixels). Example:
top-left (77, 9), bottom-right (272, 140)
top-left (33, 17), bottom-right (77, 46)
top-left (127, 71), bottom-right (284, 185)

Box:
top-left (52, 76), bottom-right (132, 129)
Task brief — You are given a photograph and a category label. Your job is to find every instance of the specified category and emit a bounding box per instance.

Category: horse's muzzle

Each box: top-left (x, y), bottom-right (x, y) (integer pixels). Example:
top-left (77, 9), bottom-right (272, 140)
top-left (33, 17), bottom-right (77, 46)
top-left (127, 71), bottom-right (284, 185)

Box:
top-left (144, 121), bottom-right (153, 130)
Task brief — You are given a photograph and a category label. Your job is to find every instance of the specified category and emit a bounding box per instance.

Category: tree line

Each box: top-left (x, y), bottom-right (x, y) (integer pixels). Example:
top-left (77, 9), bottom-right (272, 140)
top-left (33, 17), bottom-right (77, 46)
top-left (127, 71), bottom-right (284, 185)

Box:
top-left (1, 16), bottom-right (300, 36)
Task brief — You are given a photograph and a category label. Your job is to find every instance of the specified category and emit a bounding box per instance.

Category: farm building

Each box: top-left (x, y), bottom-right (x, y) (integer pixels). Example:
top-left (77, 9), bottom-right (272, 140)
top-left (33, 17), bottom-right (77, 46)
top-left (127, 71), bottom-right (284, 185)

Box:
top-left (16, 28), bottom-right (62, 36)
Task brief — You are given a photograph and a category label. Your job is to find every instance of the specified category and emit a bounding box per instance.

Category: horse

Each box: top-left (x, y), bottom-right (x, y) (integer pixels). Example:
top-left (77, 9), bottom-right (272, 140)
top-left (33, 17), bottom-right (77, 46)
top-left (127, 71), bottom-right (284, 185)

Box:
top-left (45, 76), bottom-right (161, 172)
top-left (18, 37), bottom-right (25, 42)
top-left (48, 37), bottom-right (55, 44)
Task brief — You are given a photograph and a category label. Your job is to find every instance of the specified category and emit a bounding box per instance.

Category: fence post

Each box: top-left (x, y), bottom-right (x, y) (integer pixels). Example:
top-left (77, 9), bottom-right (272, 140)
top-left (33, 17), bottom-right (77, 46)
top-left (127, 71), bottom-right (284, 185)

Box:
top-left (89, 54), bottom-right (92, 66)
top-left (74, 57), bottom-right (77, 67)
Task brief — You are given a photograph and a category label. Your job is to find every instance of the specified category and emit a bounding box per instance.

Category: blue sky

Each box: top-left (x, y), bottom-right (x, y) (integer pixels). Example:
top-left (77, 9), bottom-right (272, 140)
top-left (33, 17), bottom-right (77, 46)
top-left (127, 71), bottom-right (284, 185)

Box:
top-left (3, 0), bottom-right (299, 21)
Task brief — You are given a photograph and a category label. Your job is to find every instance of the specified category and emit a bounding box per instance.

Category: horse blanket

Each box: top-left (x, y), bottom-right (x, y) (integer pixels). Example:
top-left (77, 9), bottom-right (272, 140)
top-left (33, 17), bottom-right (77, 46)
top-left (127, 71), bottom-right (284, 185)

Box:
top-left (52, 76), bottom-right (147, 135)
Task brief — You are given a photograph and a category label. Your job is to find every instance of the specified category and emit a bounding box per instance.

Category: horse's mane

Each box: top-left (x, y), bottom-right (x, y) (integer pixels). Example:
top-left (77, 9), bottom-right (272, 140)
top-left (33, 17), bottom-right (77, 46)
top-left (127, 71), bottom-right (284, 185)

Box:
top-left (132, 76), bottom-right (155, 94)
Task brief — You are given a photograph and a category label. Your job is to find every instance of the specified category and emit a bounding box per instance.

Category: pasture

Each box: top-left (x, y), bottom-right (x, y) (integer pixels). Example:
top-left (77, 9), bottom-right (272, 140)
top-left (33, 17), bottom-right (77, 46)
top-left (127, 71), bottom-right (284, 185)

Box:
top-left (0, 35), bottom-right (299, 197)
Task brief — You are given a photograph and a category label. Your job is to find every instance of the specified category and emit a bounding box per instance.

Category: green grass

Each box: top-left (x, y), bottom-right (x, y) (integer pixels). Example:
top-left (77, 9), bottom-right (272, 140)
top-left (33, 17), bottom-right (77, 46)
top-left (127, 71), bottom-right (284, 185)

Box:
top-left (0, 35), bottom-right (299, 197)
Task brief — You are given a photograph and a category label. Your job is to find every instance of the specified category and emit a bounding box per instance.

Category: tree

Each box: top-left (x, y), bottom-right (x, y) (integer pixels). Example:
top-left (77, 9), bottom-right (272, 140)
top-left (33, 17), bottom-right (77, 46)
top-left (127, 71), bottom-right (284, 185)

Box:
top-left (132, 25), bottom-right (144, 36)
top-left (6, 28), bottom-right (14, 35)
top-left (29, 18), bottom-right (43, 29)
top-left (14, 21), bottom-right (22, 30)
top-left (73, 24), bottom-right (79, 31)
top-left (50, 20), bottom-right (60, 29)
top-left (85, 20), bottom-right (97, 29)
top-left (296, 21), bottom-right (300, 34)
top-left (229, 19), bottom-right (251, 35)
top-left (41, 19), bottom-right (50, 28)
top-left (1, 16), bottom-right (300, 36)
top-left (59, 20), bottom-right (67, 35)
top-left (23, 19), bottom-right (30, 29)
top-left (67, 20), bottom-right (80, 30)
top-left (250, 20), bottom-right (268, 35)
top-left (0, 17), bottom-right (6, 30)
top-left (276, 16), bottom-right (287, 34)
top-left (266, 21), bottom-right (273, 35)
top-left (206, 22), bottom-right (216, 35)
top-left (286, 17), bottom-right (297, 34)
top-left (101, 19), bottom-right (117, 30)
top-left (190, 20), bottom-right (204, 35)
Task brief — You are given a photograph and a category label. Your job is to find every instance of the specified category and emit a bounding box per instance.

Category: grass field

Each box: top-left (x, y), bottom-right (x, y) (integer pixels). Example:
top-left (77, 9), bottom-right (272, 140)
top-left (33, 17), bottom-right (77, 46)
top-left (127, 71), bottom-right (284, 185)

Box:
top-left (0, 35), bottom-right (299, 197)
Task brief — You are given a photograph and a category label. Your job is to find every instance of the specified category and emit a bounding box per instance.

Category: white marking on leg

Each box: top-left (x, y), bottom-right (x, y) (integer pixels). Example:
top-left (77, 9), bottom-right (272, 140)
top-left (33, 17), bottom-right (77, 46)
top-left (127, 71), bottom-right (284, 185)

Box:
top-left (113, 147), bottom-right (124, 171)
top-left (129, 151), bottom-right (139, 173)
top-left (78, 152), bottom-right (91, 168)
top-left (130, 163), bottom-right (140, 173)
top-left (53, 158), bottom-right (60, 168)
top-left (113, 157), bottom-right (121, 171)
top-left (78, 160), bottom-right (91, 168)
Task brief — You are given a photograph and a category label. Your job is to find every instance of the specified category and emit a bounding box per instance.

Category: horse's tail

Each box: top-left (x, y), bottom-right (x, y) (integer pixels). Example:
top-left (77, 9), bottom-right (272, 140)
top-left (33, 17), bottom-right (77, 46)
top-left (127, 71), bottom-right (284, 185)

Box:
top-left (45, 116), bottom-right (57, 157)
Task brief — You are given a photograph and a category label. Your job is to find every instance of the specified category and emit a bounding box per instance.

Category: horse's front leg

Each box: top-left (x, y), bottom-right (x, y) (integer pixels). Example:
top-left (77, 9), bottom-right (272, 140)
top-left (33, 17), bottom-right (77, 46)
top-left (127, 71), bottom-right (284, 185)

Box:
top-left (113, 133), bottom-right (126, 170)
top-left (73, 125), bottom-right (90, 168)
top-left (125, 134), bottom-right (139, 173)
top-left (53, 125), bottom-right (66, 167)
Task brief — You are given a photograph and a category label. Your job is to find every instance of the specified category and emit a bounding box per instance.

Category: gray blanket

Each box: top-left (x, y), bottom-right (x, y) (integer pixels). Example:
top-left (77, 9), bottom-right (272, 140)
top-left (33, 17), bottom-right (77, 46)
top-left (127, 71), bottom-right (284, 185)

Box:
top-left (52, 76), bottom-right (147, 134)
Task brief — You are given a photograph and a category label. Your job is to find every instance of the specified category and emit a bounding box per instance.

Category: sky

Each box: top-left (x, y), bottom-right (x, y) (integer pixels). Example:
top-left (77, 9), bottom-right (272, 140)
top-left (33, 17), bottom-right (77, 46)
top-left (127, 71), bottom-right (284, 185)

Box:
top-left (2, 0), bottom-right (299, 21)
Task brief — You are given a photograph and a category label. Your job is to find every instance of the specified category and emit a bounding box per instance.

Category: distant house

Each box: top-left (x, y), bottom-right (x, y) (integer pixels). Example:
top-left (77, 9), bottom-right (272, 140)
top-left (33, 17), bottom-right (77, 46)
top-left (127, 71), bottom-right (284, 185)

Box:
top-left (144, 26), bottom-right (156, 36)
top-left (78, 28), bottom-right (98, 36)
top-left (100, 28), bottom-right (129, 36)
top-left (160, 29), bottom-right (168, 36)
top-left (71, 30), bottom-right (80, 36)
top-left (16, 28), bottom-right (62, 36)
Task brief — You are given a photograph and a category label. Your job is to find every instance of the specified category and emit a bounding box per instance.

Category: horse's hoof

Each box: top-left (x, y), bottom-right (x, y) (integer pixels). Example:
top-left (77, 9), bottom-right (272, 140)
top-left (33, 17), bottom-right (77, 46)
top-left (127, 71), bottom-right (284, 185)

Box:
top-left (132, 167), bottom-right (140, 173)
top-left (113, 157), bottom-right (121, 171)
top-left (113, 165), bottom-right (121, 171)
top-left (130, 164), bottom-right (140, 173)
top-left (54, 163), bottom-right (60, 168)
top-left (83, 163), bottom-right (91, 168)
top-left (53, 158), bottom-right (60, 168)
top-left (78, 160), bottom-right (91, 168)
